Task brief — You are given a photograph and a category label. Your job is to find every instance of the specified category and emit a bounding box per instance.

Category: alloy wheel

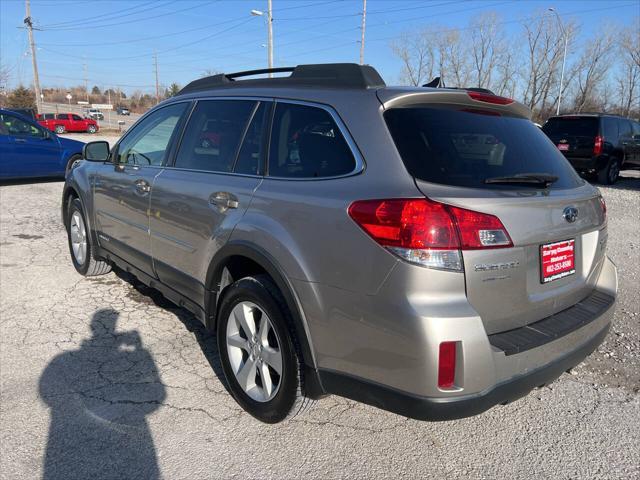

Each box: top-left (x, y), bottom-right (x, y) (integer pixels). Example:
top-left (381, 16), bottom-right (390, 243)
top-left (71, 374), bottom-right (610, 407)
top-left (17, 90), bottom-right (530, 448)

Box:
top-left (226, 301), bottom-right (283, 402)
top-left (70, 211), bottom-right (87, 265)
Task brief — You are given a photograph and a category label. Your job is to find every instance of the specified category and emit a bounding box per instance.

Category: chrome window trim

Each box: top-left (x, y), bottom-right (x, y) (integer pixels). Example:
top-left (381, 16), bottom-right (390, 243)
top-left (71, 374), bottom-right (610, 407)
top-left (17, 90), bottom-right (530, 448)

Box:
top-left (111, 100), bottom-right (193, 165)
top-left (266, 98), bottom-right (364, 181)
top-left (161, 96), bottom-right (364, 181)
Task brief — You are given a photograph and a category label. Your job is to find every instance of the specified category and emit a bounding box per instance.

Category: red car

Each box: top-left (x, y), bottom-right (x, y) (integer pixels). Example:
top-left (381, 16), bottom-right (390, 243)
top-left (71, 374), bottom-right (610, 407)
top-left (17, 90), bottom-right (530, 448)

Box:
top-left (37, 113), bottom-right (99, 134)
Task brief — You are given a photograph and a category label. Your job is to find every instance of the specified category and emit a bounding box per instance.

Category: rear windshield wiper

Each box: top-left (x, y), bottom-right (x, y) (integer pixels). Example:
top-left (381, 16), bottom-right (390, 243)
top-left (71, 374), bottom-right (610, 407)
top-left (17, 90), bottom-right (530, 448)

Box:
top-left (483, 173), bottom-right (559, 187)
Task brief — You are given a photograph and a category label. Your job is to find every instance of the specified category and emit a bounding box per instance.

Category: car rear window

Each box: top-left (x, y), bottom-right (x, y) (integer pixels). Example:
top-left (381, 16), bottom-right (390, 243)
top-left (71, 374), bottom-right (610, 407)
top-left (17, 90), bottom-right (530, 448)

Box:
top-left (542, 117), bottom-right (599, 137)
top-left (384, 105), bottom-right (582, 189)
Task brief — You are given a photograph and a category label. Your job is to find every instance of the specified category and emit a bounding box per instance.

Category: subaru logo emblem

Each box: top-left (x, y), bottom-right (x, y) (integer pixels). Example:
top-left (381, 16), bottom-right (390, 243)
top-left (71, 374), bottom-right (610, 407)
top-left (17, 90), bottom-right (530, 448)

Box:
top-left (563, 206), bottom-right (578, 223)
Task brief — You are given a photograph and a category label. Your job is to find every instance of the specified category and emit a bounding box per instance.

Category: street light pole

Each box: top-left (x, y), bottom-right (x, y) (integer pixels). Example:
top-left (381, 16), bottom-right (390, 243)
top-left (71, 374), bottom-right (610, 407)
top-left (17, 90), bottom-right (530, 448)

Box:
top-left (251, 2), bottom-right (274, 76)
top-left (549, 8), bottom-right (568, 116)
top-left (359, 0), bottom-right (367, 65)
top-left (267, 0), bottom-right (273, 73)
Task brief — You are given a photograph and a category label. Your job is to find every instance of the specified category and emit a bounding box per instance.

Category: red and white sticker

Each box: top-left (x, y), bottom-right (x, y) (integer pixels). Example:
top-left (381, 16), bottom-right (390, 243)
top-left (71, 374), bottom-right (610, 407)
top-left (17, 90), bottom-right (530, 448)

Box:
top-left (541, 239), bottom-right (575, 283)
top-left (557, 143), bottom-right (569, 151)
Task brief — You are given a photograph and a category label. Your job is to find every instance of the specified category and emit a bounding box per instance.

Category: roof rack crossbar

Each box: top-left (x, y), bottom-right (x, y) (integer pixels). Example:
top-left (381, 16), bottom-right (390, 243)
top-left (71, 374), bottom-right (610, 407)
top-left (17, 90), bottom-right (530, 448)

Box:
top-left (177, 63), bottom-right (386, 95)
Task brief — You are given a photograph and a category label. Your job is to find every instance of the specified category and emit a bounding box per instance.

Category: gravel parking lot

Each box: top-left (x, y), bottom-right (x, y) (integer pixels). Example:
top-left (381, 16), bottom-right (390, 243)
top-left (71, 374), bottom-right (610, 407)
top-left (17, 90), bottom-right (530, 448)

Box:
top-left (1, 173), bottom-right (639, 479)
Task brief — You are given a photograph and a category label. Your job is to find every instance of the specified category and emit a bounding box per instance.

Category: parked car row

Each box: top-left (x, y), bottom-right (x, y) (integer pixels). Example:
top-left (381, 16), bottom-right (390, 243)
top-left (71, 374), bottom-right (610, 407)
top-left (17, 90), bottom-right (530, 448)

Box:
top-left (36, 113), bottom-right (99, 134)
top-left (542, 114), bottom-right (640, 184)
top-left (0, 109), bottom-right (84, 180)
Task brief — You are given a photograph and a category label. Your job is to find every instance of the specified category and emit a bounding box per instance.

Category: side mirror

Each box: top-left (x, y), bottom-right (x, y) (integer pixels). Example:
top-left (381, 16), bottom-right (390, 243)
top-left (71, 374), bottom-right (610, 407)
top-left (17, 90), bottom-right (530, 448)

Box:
top-left (83, 141), bottom-right (110, 162)
top-left (633, 134), bottom-right (640, 140)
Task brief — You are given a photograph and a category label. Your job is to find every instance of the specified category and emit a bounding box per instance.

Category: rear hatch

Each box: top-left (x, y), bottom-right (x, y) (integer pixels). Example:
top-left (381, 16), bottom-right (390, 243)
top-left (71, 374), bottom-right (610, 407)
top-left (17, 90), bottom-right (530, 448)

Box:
top-left (382, 94), bottom-right (607, 334)
top-left (542, 116), bottom-right (599, 159)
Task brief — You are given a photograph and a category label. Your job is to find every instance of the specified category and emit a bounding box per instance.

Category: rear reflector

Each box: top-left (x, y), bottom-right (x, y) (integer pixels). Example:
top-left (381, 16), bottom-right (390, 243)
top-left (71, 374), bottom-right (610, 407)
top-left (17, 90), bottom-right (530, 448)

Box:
top-left (348, 198), bottom-right (512, 270)
top-left (599, 196), bottom-right (607, 223)
top-left (438, 342), bottom-right (457, 389)
top-left (467, 91), bottom-right (514, 105)
top-left (593, 135), bottom-right (604, 155)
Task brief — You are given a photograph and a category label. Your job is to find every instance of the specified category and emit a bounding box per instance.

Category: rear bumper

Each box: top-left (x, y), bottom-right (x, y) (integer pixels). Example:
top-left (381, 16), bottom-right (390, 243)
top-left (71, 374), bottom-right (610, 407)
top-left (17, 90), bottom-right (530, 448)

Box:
top-left (319, 322), bottom-right (609, 421)
top-left (312, 255), bottom-right (617, 420)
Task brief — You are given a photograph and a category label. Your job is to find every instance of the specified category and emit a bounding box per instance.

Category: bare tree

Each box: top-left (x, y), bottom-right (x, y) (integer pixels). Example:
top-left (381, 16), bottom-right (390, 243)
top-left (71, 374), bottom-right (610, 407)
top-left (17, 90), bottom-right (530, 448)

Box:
top-left (468, 12), bottom-right (505, 90)
top-left (571, 29), bottom-right (615, 112)
top-left (616, 23), bottom-right (640, 116)
top-left (391, 29), bottom-right (436, 86)
top-left (435, 29), bottom-right (472, 88)
top-left (521, 13), bottom-right (577, 118)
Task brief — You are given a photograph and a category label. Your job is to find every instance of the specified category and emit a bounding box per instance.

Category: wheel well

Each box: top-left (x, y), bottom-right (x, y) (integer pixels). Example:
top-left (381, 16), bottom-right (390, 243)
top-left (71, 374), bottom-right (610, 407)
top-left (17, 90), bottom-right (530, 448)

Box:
top-left (206, 248), bottom-right (318, 371)
top-left (62, 187), bottom-right (79, 227)
top-left (216, 255), bottom-right (269, 298)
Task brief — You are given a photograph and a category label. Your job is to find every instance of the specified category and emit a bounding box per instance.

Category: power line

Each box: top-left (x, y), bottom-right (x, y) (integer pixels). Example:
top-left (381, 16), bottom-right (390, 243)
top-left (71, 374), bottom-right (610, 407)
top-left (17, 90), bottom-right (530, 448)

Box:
top-left (44, 14), bottom-right (251, 48)
top-left (38, 1), bottom-right (216, 31)
top-left (39, 17), bottom-right (255, 61)
top-left (38, 0), bottom-right (160, 29)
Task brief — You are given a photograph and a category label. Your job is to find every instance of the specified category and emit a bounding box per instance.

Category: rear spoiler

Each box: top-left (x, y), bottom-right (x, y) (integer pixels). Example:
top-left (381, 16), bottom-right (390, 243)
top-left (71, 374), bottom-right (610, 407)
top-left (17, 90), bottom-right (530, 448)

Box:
top-left (422, 76), bottom-right (496, 95)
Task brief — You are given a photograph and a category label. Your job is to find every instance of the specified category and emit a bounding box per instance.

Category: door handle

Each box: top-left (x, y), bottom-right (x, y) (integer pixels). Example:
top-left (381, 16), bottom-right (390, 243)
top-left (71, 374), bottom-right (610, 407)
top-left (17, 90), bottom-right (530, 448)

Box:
top-left (209, 192), bottom-right (239, 211)
top-left (134, 179), bottom-right (151, 194)
top-left (14, 138), bottom-right (27, 143)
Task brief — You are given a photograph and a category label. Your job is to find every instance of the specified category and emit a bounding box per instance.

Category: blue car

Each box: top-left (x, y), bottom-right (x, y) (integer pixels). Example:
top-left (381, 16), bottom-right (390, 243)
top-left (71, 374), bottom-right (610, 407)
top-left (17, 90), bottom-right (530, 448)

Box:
top-left (0, 109), bottom-right (85, 180)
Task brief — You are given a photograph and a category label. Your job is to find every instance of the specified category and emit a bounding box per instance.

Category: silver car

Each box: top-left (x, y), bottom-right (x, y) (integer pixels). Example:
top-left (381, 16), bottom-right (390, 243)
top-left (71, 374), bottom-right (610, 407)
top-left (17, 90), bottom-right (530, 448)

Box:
top-left (63, 64), bottom-right (617, 423)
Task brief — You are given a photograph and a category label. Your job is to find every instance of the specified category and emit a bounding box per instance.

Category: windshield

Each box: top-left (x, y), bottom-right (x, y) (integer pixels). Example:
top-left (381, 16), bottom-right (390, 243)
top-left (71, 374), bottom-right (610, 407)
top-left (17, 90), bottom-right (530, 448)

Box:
top-left (384, 105), bottom-right (583, 189)
top-left (542, 117), bottom-right (599, 137)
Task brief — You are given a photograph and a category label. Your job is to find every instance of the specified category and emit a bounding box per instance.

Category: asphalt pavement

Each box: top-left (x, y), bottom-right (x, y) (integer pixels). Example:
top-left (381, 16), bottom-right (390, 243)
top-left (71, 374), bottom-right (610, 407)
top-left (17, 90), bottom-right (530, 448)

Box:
top-left (0, 173), bottom-right (638, 479)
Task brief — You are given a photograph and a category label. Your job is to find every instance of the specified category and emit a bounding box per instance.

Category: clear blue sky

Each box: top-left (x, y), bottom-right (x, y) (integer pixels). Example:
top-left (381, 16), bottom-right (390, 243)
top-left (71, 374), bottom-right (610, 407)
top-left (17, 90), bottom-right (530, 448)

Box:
top-left (1, 0), bottom-right (638, 93)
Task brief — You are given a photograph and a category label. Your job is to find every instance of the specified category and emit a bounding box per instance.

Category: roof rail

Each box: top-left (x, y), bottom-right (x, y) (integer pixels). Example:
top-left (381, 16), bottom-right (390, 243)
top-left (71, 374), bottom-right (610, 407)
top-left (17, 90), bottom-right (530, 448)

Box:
top-left (178, 63), bottom-right (386, 95)
top-left (422, 76), bottom-right (495, 95)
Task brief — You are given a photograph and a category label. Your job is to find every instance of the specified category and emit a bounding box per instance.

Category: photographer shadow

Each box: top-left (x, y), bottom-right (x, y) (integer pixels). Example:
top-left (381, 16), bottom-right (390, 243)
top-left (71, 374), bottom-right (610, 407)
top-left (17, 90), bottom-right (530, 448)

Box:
top-left (39, 308), bottom-right (164, 480)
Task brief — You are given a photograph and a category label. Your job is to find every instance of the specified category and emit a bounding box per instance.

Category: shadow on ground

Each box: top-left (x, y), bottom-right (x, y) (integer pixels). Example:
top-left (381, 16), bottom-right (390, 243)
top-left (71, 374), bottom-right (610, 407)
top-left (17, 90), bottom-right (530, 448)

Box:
top-left (39, 308), bottom-right (164, 480)
top-left (112, 268), bottom-right (230, 395)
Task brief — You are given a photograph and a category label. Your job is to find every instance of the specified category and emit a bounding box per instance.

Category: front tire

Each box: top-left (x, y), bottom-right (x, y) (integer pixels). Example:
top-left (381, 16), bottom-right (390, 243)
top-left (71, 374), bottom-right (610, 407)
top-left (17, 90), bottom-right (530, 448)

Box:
top-left (217, 275), bottom-right (313, 423)
top-left (87, 125), bottom-right (97, 134)
top-left (66, 198), bottom-right (111, 276)
top-left (54, 125), bottom-right (65, 134)
top-left (598, 158), bottom-right (620, 185)
top-left (65, 154), bottom-right (82, 177)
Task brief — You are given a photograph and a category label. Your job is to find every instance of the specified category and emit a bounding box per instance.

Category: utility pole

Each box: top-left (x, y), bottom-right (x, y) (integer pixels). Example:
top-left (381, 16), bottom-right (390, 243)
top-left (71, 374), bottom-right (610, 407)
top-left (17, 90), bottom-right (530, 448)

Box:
top-left (267, 0), bottom-right (273, 75)
top-left (24, 0), bottom-right (42, 114)
top-left (359, 0), bottom-right (367, 65)
top-left (153, 52), bottom-right (160, 104)
top-left (83, 59), bottom-right (89, 102)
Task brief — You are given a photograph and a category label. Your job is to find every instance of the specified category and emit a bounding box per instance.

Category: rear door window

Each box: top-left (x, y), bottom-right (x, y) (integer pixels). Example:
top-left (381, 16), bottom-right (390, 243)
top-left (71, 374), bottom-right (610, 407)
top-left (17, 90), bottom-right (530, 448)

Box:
top-left (174, 99), bottom-right (256, 173)
top-left (268, 103), bottom-right (356, 178)
top-left (57, 114), bottom-right (69, 120)
top-left (385, 105), bottom-right (582, 189)
top-left (602, 117), bottom-right (618, 141)
top-left (618, 119), bottom-right (633, 138)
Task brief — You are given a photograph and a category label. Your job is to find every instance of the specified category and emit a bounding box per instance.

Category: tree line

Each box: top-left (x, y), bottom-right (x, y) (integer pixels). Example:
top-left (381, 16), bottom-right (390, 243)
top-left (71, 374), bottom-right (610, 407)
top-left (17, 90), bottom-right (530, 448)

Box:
top-left (391, 11), bottom-right (639, 121)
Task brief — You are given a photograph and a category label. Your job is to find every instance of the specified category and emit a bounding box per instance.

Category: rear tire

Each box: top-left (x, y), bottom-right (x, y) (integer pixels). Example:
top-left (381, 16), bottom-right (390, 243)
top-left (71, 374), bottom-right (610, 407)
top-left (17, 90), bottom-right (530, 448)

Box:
top-left (66, 198), bottom-right (111, 276)
top-left (54, 125), bottom-right (65, 134)
top-left (597, 158), bottom-right (620, 185)
top-left (217, 275), bottom-right (314, 423)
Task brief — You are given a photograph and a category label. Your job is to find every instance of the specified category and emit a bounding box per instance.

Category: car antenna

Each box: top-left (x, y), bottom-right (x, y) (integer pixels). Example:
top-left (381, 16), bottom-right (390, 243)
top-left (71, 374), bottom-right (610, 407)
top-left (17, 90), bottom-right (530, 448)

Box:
top-left (423, 76), bottom-right (445, 88)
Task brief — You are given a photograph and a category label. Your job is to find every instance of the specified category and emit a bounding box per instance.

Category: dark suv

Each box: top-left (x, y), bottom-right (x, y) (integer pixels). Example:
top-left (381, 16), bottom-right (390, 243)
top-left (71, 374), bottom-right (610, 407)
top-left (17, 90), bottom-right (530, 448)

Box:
top-left (542, 114), bottom-right (640, 184)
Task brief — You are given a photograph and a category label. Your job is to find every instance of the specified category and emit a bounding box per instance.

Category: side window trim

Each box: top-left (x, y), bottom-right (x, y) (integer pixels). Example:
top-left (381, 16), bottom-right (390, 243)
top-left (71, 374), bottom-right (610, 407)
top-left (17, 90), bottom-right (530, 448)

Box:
top-left (266, 99), bottom-right (364, 181)
top-left (111, 100), bottom-right (192, 168)
top-left (164, 96), bottom-right (271, 177)
top-left (230, 101), bottom-right (261, 173)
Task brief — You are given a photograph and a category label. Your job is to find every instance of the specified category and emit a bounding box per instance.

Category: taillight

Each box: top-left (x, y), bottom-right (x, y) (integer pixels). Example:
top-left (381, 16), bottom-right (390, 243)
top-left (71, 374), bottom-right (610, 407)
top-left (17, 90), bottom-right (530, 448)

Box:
top-left (438, 342), bottom-right (457, 389)
top-left (599, 196), bottom-right (607, 222)
top-left (467, 91), bottom-right (514, 105)
top-left (593, 135), bottom-right (603, 155)
top-left (348, 198), bottom-right (513, 271)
